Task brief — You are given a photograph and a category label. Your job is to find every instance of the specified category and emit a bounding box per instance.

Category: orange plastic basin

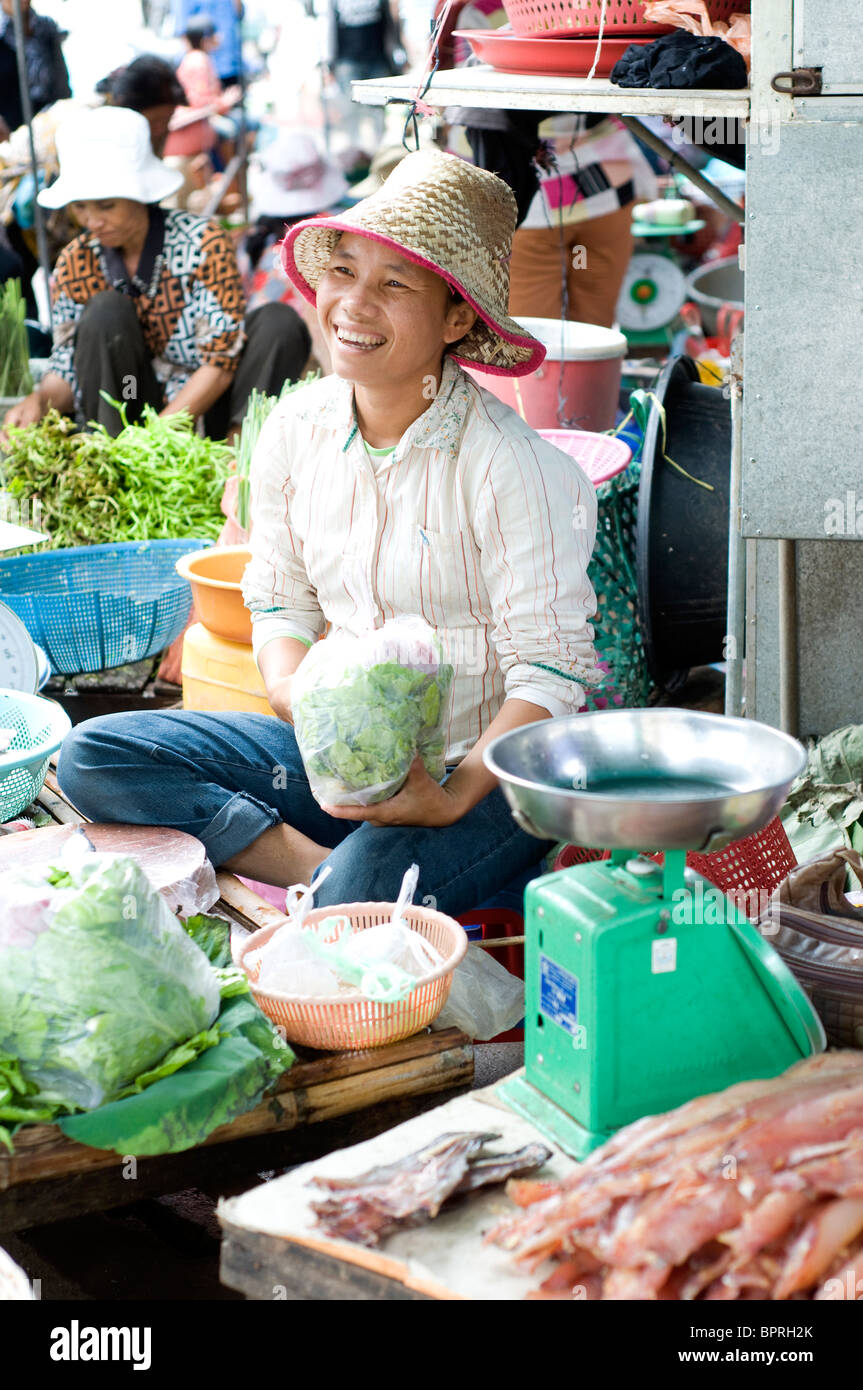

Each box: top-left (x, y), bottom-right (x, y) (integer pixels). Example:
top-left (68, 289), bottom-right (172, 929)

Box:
top-left (175, 545), bottom-right (253, 644)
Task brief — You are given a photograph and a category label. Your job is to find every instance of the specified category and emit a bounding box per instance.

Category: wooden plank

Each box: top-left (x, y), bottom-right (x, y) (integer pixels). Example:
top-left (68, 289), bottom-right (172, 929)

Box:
top-left (215, 871), bottom-right (289, 935)
top-left (35, 779), bottom-right (83, 826)
top-left (0, 1087), bottom-right (471, 1234)
top-left (218, 1088), bottom-right (571, 1302)
top-left (220, 1220), bottom-right (434, 1301)
top-left (0, 1030), bottom-right (472, 1190)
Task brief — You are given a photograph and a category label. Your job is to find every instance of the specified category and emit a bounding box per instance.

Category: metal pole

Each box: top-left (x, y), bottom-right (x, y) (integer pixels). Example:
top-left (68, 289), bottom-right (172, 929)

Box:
top-left (10, 0), bottom-right (53, 329)
top-left (235, 0), bottom-right (249, 223)
top-left (778, 539), bottom-right (800, 737)
top-left (725, 332), bottom-right (746, 717)
top-left (621, 115), bottom-right (746, 225)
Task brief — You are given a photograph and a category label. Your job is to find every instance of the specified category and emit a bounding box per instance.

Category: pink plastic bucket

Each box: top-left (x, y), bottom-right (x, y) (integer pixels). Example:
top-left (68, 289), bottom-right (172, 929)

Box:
top-left (469, 318), bottom-right (627, 432)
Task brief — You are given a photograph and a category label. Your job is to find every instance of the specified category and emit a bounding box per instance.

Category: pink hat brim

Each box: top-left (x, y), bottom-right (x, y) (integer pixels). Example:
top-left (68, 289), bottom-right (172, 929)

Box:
top-left (281, 217), bottom-right (546, 378)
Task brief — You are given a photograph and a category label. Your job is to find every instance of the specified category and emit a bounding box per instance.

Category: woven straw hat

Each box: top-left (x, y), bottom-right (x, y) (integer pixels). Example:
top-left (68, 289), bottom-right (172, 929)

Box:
top-left (281, 149), bottom-right (545, 377)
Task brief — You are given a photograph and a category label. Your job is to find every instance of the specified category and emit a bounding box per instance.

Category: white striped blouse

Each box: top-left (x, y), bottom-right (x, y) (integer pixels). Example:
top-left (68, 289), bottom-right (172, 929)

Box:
top-left (242, 357), bottom-right (601, 762)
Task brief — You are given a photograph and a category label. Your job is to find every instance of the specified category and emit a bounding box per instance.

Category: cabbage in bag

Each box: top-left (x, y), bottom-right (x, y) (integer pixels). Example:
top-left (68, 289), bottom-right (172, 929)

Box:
top-left (292, 616), bottom-right (454, 806)
top-left (0, 853), bottom-right (221, 1111)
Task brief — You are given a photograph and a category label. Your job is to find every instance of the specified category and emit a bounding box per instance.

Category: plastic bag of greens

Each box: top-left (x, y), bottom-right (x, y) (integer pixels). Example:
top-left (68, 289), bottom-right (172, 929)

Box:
top-left (292, 616), bottom-right (454, 807)
top-left (0, 849), bottom-right (221, 1112)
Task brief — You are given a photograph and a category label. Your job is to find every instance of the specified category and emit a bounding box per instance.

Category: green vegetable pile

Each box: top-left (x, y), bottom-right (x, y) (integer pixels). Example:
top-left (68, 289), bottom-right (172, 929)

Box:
top-left (0, 403), bottom-right (232, 550)
top-left (0, 854), bottom-right (293, 1155)
top-left (293, 620), bottom-right (454, 807)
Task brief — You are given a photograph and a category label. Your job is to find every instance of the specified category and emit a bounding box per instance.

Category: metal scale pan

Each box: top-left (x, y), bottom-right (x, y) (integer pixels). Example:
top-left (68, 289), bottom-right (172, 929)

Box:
top-left (483, 707), bottom-right (806, 854)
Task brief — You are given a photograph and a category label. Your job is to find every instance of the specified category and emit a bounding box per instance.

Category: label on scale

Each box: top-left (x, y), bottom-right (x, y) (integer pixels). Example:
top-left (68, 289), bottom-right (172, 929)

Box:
top-left (540, 954), bottom-right (579, 1036)
top-left (651, 937), bottom-right (678, 974)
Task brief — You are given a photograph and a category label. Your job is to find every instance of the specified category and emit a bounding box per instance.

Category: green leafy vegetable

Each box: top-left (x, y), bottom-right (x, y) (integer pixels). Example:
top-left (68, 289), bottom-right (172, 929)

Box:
top-left (0, 854), bottom-right (221, 1113)
top-left (0, 867), bottom-right (294, 1155)
top-left (56, 997), bottom-right (294, 1156)
top-left (234, 375), bottom-right (318, 532)
top-left (293, 639), bottom-right (454, 806)
top-left (183, 912), bottom-right (234, 968)
top-left (0, 405), bottom-right (232, 551)
top-left (0, 280), bottom-right (32, 399)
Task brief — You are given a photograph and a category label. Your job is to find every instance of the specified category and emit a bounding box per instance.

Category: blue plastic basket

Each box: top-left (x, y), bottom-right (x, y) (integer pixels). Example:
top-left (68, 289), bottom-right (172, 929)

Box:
top-left (0, 688), bottom-right (72, 821)
top-left (0, 540), bottom-right (211, 676)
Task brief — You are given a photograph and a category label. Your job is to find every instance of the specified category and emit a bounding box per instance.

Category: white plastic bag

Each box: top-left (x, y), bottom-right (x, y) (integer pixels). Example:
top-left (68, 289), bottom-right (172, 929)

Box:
top-left (291, 615), bottom-right (454, 807)
top-left (245, 866), bottom-right (346, 995)
top-left (245, 863), bottom-right (444, 1002)
top-left (433, 945), bottom-right (525, 1041)
top-left (338, 865), bottom-right (443, 980)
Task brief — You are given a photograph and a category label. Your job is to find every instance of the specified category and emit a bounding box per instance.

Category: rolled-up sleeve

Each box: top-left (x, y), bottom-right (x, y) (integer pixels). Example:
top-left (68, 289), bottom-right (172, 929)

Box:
top-left (475, 435), bottom-right (601, 715)
top-left (242, 407), bottom-right (326, 666)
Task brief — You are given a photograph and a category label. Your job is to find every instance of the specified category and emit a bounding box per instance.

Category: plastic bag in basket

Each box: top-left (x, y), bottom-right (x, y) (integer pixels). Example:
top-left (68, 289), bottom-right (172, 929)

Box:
top-left (245, 866), bottom-right (346, 995)
top-left (292, 615), bottom-right (454, 807)
top-left (247, 865), bottom-right (445, 1002)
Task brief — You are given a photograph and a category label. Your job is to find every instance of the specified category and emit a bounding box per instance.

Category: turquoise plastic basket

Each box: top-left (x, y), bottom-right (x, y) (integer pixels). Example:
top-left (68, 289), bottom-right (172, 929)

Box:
top-left (0, 539), bottom-right (210, 675)
top-left (0, 689), bottom-right (72, 822)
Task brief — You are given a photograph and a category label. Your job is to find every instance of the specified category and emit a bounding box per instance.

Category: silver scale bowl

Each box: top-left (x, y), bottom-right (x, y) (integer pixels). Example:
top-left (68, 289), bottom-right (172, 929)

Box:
top-left (483, 709), bottom-right (806, 854)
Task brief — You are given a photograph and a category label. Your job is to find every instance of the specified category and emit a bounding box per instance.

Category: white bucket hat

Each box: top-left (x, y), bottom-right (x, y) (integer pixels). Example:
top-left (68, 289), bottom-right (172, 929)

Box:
top-left (250, 132), bottom-right (348, 220)
top-left (38, 106), bottom-right (183, 209)
top-left (281, 149), bottom-right (545, 377)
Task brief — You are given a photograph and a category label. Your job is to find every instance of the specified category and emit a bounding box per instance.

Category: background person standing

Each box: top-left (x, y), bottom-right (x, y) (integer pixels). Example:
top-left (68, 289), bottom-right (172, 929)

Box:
top-left (0, 0), bottom-right (71, 141)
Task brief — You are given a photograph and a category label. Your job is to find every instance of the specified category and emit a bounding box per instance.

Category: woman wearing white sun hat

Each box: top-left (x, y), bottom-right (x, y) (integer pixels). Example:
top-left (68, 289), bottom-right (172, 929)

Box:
top-left (58, 151), bottom-right (601, 916)
top-left (1, 106), bottom-right (311, 441)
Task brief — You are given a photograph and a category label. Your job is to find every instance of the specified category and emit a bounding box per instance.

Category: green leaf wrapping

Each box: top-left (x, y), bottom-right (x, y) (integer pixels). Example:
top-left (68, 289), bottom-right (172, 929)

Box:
top-left (56, 997), bottom-right (295, 1155)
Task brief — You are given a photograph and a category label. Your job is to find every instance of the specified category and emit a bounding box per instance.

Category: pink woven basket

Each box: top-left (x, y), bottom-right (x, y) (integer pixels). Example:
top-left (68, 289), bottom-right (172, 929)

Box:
top-left (502, 0), bottom-right (747, 40)
top-left (241, 902), bottom-right (468, 1051)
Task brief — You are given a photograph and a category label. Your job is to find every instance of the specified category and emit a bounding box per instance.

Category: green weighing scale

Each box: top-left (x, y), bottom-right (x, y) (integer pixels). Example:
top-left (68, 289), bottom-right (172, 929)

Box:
top-left (617, 214), bottom-right (706, 351)
top-left (483, 709), bottom-right (825, 1160)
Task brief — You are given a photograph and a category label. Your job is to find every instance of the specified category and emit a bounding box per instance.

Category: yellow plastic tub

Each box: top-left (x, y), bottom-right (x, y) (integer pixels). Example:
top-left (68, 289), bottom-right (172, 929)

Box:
top-left (181, 622), bottom-right (275, 716)
top-left (175, 545), bottom-right (253, 644)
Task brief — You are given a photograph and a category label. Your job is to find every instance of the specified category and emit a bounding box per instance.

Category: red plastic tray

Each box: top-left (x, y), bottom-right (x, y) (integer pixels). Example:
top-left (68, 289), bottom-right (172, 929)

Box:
top-left (453, 27), bottom-right (653, 77)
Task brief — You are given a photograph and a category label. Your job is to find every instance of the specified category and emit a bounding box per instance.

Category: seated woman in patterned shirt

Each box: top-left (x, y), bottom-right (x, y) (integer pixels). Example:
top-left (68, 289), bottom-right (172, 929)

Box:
top-left (1, 106), bottom-right (310, 441)
top-left (57, 151), bottom-right (600, 918)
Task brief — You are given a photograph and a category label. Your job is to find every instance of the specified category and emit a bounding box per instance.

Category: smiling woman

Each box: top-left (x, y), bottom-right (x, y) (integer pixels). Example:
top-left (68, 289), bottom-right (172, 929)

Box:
top-left (317, 236), bottom-right (478, 446)
top-left (57, 151), bottom-right (603, 921)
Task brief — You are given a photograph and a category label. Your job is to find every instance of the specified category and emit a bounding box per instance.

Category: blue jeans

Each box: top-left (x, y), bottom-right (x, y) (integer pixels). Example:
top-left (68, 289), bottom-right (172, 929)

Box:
top-left (56, 711), bottom-right (550, 917)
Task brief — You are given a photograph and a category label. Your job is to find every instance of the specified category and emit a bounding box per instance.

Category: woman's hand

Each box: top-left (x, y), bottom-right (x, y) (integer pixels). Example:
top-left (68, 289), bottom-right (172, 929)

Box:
top-left (219, 85), bottom-right (243, 112)
top-left (322, 756), bottom-right (464, 829)
top-left (1, 391), bottom-right (46, 444)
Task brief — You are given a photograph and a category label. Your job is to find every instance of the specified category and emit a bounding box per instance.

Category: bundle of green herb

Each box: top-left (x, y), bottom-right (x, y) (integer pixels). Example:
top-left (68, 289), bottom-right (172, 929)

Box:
top-left (234, 374), bottom-right (319, 532)
top-left (0, 405), bottom-right (231, 549)
top-left (0, 280), bottom-right (33, 400)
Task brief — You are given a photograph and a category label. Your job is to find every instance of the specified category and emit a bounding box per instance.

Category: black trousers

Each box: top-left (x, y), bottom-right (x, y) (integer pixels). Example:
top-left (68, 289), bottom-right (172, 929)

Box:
top-left (73, 290), bottom-right (312, 437)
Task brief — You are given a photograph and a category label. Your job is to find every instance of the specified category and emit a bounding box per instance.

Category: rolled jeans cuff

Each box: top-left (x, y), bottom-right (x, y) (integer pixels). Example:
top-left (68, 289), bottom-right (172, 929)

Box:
top-left (201, 788), bottom-right (280, 865)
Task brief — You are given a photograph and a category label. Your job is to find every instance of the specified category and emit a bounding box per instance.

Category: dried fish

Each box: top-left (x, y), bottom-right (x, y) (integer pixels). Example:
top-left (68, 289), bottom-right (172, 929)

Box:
top-left (489, 1053), bottom-right (863, 1300)
top-left (309, 1131), bottom-right (552, 1247)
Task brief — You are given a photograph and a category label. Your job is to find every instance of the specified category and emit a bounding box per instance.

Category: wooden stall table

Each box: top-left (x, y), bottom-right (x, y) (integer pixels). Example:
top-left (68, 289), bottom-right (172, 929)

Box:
top-left (0, 769), bottom-right (473, 1235)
